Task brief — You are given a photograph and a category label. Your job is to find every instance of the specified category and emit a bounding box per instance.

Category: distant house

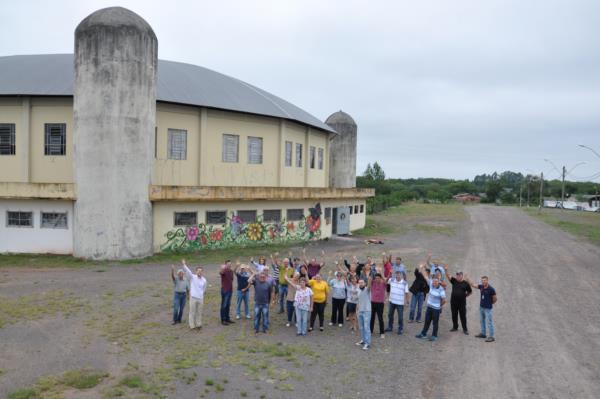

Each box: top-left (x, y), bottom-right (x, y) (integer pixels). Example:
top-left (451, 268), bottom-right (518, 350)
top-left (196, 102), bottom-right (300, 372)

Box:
top-left (584, 195), bottom-right (600, 208)
top-left (453, 193), bottom-right (481, 203)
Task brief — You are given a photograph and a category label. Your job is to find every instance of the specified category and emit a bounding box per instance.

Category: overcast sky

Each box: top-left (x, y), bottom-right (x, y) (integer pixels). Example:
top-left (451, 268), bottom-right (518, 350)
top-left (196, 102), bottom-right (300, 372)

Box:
top-left (1, 0), bottom-right (599, 181)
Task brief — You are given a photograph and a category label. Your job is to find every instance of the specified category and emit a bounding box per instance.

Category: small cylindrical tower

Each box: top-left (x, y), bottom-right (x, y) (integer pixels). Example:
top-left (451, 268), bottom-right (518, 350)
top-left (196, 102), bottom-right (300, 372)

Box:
top-left (325, 110), bottom-right (357, 188)
top-left (73, 7), bottom-right (157, 259)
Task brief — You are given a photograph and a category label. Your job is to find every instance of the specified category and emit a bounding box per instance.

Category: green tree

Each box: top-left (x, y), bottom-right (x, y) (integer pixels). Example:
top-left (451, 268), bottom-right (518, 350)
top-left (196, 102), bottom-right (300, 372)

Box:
top-left (363, 163), bottom-right (374, 180)
top-left (372, 162), bottom-right (386, 180)
top-left (485, 180), bottom-right (503, 203)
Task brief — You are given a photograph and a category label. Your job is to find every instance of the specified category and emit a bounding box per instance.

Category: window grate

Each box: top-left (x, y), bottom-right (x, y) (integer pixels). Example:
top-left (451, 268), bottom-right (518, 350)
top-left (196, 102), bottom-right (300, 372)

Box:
top-left (237, 210), bottom-right (257, 223)
top-left (168, 129), bottom-right (187, 160)
top-left (263, 209), bottom-right (281, 223)
top-left (7, 211), bottom-right (33, 227)
top-left (206, 211), bottom-right (227, 225)
top-left (41, 212), bottom-right (68, 229)
top-left (295, 143), bottom-right (302, 167)
top-left (222, 134), bottom-right (239, 163)
top-left (0, 123), bottom-right (15, 155)
top-left (247, 136), bottom-right (263, 164)
top-left (174, 212), bottom-right (197, 226)
top-left (44, 123), bottom-right (66, 156)
top-left (318, 148), bottom-right (324, 170)
top-left (310, 146), bottom-right (316, 169)
top-left (285, 141), bottom-right (292, 167)
top-left (286, 209), bottom-right (304, 221)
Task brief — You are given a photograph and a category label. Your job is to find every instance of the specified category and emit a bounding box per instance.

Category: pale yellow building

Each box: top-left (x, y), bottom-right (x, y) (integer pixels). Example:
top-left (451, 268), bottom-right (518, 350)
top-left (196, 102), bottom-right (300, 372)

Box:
top-left (0, 53), bottom-right (372, 255)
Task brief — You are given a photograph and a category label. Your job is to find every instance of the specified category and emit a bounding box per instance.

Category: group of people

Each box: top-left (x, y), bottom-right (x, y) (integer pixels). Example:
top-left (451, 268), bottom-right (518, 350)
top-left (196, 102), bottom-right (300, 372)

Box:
top-left (170, 250), bottom-right (497, 350)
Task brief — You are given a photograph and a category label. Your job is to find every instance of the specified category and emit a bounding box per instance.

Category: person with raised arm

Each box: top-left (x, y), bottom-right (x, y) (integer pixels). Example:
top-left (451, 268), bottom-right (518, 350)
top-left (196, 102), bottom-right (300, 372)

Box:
top-left (345, 274), bottom-right (360, 332)
top-left (219, 260), bottom-right (235, 326)
top-left (285, 273), bottom-right (313, 336)
top-left (271, 253), bottom-right (294, 315)
top-left (356, 275), bottom-right (373, 350)
top-left (250, 255), bottom-right (268, 273)
top-left (234, 261), bottom-right (252, 320)
top-left (248, 269), bottom-right (275, 335)
top-left (328, 267), bottom-right (347, 327)
top-left (386, 270), bottom-right (410, 334)
top-left (408, 266), bottom-right (428, 323)
top-left (284, 271), bottom-right (299, 327)
top-left (415, 263), bottom-right (446, 341)
top-left (446, 264), bottom-right (472, 335)
top-left (426, 252), bottom-right (447, 286)
top-left (308, 273), bottom-right (329, 332)
top-left (466, 274), bottom-right (497, 342)
top-left (170, 265), bottom-right (189, 325)
top-left (369, 270), bottom-right (387, 339)
top-left (305, 249), bottom-right (326, 279)
top-left (181, 259), bottom-right (207, 330)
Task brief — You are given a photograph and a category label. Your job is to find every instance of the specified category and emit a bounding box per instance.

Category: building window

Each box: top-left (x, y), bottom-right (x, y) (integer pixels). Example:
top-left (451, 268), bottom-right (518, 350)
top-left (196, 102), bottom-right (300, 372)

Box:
top-left (7, 211), bottom-right (33, 227)
top-left (286, 209), bottom-right (304, 221)
top-left (206, 211), bottom-right (227, 225)
top-left (318, 148), bottom-right (324, 170)
top-left (41, 212), bottom-right (68, 229)
top-left (349, 206), bottom-right (353, 215)
top-left (310, 146), bottom-right (316, 169)
top-left (174, 212), bottom-right (197, 226)
top-left (360, 204), bottom-right (364, 213)
top-left (247, 136), bottom-right (263, 164)
top-left (295, 143), bottom-right (302, 167)
top-left (263, 209), bottom-right (281, 223)
top-left (0, 123), bottom-right (16, 155)
top-left (324, 207), bottom-right (332, 225)
top-left (222, 134), bottom-right (239, 163)
top-left (354, 205), bottom-right (359, 214)
top-left (285, 141), bottom-right (292, 167)
top-left (168, 128), bottom-right (187, 160)
top-left (238, 210), bottom-right (257, 223)
top-left (44, 123), bottom-right (66, 156)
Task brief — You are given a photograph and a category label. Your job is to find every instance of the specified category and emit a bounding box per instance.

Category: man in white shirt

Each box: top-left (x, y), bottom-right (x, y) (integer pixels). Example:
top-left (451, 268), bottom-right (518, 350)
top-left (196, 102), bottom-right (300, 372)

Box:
top-left (182, 259), bottom-right (207, 330)
top-left (386, 270), bottom-right (410, 334)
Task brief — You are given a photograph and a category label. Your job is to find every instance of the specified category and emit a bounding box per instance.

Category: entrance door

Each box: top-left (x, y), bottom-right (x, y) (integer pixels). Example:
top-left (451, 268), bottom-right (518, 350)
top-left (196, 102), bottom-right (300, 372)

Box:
top-left (335, 206), bottom-right (350, 235)
top-left (332, 208), bottom-right (338, 234)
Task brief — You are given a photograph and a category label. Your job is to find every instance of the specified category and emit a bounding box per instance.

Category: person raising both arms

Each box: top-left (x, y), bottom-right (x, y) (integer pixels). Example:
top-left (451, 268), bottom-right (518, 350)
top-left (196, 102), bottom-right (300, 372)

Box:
top-left (466, 274), bottom-right (497, 342)
top-left (408, 265), bottom-right (428, 323)
top-left (271, 253), bottom-right (294, 315)
top-left (170, 265), bottom-right (189, 325)
top-left (369, 269), bottom-right (387, 339)
top-left (304, 248), bottom-right (326, 279)
top-left (386, 270), bottom-right (410, 335)
top-left (181, 259), bottom-right (207, 331)
top-left (285, 273), bottom-right (314, 336)
top-left (328, 268), bottom-right (347, 327)
top-left (415, 263), bottom-right (446, 342)
top-left (234, 261), bottom-right (252, 320)
top-left (345, 274), bottom-right (360, 332)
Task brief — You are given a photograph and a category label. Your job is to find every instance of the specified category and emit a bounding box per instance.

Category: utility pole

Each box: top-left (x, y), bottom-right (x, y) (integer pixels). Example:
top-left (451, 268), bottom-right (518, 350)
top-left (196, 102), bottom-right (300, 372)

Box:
top-left (538, 172), bottom-right (544, 213)
top-left (527, 176), bottom-right (531, 207)
top-left (519, 185), bottom-right (522, 207)
top-left (561, 165), bottom-right (566, 209)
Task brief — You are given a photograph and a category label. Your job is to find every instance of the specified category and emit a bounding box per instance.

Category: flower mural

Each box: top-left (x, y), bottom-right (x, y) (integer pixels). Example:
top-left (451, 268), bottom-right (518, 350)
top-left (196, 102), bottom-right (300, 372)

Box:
top-left (160, 203), bottom-right (323, 252)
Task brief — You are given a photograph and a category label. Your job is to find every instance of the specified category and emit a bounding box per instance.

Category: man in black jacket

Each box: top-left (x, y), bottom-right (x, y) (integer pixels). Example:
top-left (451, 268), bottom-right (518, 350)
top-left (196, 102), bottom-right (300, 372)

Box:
top-left (408, 267), bottom-right (428, 323)
top-left (446, 265), bottom-right (472, 334)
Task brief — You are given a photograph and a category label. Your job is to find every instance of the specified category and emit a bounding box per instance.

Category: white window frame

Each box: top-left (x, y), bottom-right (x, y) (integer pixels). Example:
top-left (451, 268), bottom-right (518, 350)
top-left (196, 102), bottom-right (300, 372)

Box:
top-left (206, 211), bottom-right (227, 225)
top-left (295, 143), bottom-right (303, 168)
top-left (284, 141), bottom-right (292, 167)
top-left (318, 147), bottom-right (324, 170)
top-left (0, 123), bottom-right (16, 155)
top-left (222, 134), bottom-right (239, 163)
top-left (44, 123), bottom-right (66, 156)
top-left (7, 211), bottom-right (34, 228)
top-left (174, 212), bottom-right (197, 227)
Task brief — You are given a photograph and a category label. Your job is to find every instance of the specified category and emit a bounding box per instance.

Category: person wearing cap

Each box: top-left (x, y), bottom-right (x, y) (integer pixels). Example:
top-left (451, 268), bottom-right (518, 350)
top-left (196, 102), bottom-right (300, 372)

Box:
top-left (446, 265), bottom-right (472, 334)
top-left (328, 268), bottom-right (348, 327)
top-left (248, 269), bottom-right (276, 334)
top-left (170, 265), bottom-right (189, 325)
top-left (386, 270), bottom-right (410, 334)
top-left (466, 274), bottom-right (497, 342)
top-left (234, 261), bottom-right (252, 320)
top-left (415, 263), bottom-right (446, 341)
top-left (182, 259), bottom-right (207, 330)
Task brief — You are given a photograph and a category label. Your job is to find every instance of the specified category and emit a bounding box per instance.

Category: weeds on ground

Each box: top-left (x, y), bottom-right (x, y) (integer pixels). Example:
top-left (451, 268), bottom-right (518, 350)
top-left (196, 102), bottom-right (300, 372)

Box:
top-left (8, 369), bottom-right (108, 399)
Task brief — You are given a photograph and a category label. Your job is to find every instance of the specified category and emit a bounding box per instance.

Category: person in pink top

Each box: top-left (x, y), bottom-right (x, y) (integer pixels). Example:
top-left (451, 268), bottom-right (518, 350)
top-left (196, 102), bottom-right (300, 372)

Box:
top-left (369, 273), bottom-right (387, 338)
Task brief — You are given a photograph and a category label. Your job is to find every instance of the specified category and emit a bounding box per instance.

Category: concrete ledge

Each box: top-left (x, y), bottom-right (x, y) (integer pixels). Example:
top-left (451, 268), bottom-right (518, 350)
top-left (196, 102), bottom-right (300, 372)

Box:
top-left (0, 182), bottom-right (76, 200)
top-left (149, 185), bottom-right (375, 201)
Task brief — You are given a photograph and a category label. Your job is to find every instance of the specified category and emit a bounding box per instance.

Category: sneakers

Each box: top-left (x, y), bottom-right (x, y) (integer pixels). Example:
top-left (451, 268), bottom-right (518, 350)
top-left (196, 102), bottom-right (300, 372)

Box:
top-left (245, 315), bottom-right (251, 319)
top-left (397, 330), bottom-right (403, 335)
top-left (485, 337), bottom-right (495, 342)
top-left (429, 336), bottom-right (438, 342)
top-left (408, 319), bottom-right (414, 323)
top-left (464, 330), bottom-right (469, 335)
top-left (449, 328), bottom-right (458, 332)
top-left (285, 322), bottom-right (290, 327)
top-left (475, 333), bottom-right (486, 339)
top-left (338, 324), bottom-right (343, 328)
top-left (416, 320), bottom-right (422, 323)
top-left (380, 334), bottom-right (385, 339)
top-left (415, 333), bottom-right (427, 339)
top-left (328, 322), bottom-right (333, 326)
top-left (235, 315), bottom-right (241, 320)
top-left (356, 341), bottom-right (365, 346)
top-left (319, 327), bottom-right (324, 332)
top-left (362, 344), bottom-right (370, 350)
top-left (384, 327), bottom-right (393, 332)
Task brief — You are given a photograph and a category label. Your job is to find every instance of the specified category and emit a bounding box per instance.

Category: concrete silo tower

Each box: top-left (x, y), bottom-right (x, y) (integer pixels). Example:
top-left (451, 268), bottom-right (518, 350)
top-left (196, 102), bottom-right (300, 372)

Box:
top-left (73, 7), bottom-right (157, 259)
top-left (325, 110), bottom-right (357, 188)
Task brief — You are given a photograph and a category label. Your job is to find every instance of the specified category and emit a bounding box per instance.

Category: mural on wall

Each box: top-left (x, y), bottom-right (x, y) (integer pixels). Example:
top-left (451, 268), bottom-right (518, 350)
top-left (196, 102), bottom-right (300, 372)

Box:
top-left (161, 203), bottom-right (322, 252)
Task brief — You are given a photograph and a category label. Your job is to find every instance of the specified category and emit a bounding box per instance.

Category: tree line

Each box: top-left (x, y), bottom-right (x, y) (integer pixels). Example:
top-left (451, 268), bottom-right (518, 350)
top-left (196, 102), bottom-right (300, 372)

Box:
top-left (359, 163), bottom-right (599, 213)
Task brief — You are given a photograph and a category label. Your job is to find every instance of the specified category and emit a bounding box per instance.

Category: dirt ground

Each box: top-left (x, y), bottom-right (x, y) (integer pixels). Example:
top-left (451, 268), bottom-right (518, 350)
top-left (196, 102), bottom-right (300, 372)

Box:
top-left (0, 205), bottom-right (599, 398)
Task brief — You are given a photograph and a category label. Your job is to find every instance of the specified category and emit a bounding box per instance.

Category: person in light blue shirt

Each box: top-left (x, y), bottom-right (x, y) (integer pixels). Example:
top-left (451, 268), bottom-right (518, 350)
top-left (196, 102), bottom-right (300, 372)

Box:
top-left (392, 256), bottom-right (406, 275)
top-left (426, 253), bottom-right (446, 282)
top-left (416, 263), bottom-right (446, 342)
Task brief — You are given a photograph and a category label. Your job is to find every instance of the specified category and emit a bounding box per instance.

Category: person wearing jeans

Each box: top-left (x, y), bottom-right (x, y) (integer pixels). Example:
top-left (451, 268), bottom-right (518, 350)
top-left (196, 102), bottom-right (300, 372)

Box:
top-left (234, 262), bottom-right (251, 319)
top-left (248, 270), bottom-right (275, 334)
top-left (467, 275), bottom-right (497, 342)
top-left (328, 271), bottom-right (347, 327)
top-left (356, 276), bottom-right (372, 350)
top-left (271, 254), bottom-right (295, 314)
top-left (369, 273), bottom-right (386, 338)
top-left (170, 266), bottom-right (189, 324)
top-left (286, 274), bottom-right (313, 336)
top-left (386, 270), bottom-right (409, 334)
top-left (285, 272), bottom-right (299, 327)
top-left (416, 264), bottom-right (446, 342)
top-left (409, 267), bottom-right (428, 322)
top-left (219, 261), bottom-right (235, 325)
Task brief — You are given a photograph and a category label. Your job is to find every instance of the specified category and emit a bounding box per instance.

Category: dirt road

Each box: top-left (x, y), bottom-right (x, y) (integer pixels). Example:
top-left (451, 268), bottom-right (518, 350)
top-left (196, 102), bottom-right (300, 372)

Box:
top-left (0, 205), bottom-right (599, 398)
top-left (440, 206), bottom-right (600, 399)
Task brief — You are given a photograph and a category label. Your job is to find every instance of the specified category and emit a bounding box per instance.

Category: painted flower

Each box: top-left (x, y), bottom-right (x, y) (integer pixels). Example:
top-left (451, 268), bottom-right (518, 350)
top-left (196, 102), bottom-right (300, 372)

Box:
top-left (210, 229), bottom-right (223, 241)
top-left (268, 227), bottom-right (275, 239)
top-left (305, 215), bottom-right (321, 233)
top-left (186, 226), bottom-right (199, 242)
top-left (246, 223), bottom-right (263, 241)
top-left (200, 235), bottom-right (208, 245)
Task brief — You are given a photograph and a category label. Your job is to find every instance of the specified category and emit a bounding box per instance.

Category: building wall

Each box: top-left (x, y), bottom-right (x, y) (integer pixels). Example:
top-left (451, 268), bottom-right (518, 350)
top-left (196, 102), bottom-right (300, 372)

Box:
top-left (0, 98), bottom-right (23, 182)
top-left (0, 199), bottom-right (73, 253)
top-left (154, 198), bottom-right (366, 252)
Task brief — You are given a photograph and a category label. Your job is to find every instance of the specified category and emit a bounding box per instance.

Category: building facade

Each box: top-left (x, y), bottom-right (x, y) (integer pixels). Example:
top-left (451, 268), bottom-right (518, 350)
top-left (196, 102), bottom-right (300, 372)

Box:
top-left (0, 7), bottom-right (373, 259)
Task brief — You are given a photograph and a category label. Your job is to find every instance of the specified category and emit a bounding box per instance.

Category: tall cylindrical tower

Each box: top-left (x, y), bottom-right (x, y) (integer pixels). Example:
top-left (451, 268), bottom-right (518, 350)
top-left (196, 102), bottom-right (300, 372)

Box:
top-left (73, 7), bottom-right (157, 259)
top-left (326, 110), bottom-right (357, 188)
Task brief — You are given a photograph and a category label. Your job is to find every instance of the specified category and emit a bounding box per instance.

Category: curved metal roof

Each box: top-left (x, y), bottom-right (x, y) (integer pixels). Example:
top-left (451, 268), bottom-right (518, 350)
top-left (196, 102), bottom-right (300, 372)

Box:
top-left (0, 54), bottom-right (335, 133)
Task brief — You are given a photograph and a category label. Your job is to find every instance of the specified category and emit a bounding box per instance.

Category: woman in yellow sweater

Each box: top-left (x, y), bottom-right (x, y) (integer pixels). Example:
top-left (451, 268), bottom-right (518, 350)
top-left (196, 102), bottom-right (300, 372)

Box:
top-left (308, 273), bottom-right (330, 332)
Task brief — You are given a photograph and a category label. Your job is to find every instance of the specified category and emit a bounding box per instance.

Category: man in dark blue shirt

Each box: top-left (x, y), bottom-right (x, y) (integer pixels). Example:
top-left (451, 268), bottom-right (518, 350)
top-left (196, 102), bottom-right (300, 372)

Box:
top-left (467, 275), bottom-right (497, 342)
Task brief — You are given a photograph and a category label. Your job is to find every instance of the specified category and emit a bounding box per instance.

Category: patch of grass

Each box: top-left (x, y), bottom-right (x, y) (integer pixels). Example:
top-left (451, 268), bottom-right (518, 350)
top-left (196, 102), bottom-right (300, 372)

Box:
top-left (240, 391), bottom-right (248, 397)
top-left (61, 369), bottom-right (108, 389)
top-left (354, 216), bottom-right (396, 236)
top-left (119, 375), bottom-right (143, 388)
top-left (205, 379), bottom-right (214, 386)
top-left (7, 388), bottom-right (38, 399)
top-left (413, 223), bottom-right (455, 236)
top-left (0, 290), bottom-right (88, 328)
top-left (0, 253), bottom-right (101, 268)
top-left (215, 383), bottom-right (225, 392)
top-left (524, 208), bottom-right (600, 246)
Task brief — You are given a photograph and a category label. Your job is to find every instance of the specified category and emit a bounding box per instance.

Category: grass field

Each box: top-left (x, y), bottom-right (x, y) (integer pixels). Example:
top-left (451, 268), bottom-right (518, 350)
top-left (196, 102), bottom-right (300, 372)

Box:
top-left (523, 207), bottom-right (600, 246)
top-left (355, 202), bottom-right (466, 237)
